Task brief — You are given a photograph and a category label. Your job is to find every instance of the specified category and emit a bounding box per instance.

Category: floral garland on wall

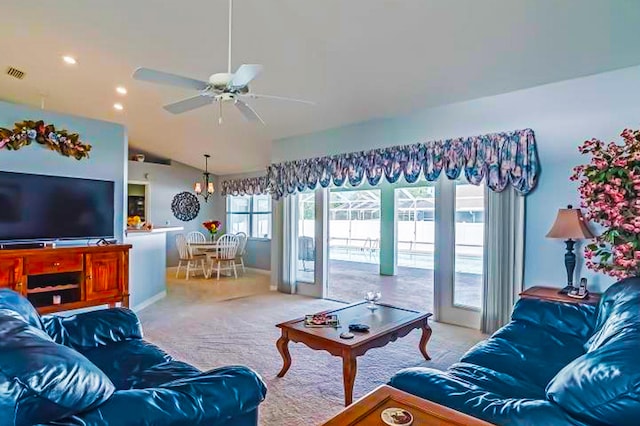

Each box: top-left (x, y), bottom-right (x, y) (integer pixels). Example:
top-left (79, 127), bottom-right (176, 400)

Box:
top-left (0, 120), bottom-right (92, 160)
top-left (266, 128), bottom-right (539, 200)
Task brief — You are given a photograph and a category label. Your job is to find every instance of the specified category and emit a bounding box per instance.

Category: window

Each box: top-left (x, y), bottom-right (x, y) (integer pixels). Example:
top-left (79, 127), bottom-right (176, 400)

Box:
top-left (226, 195), bottom-right (272, 239)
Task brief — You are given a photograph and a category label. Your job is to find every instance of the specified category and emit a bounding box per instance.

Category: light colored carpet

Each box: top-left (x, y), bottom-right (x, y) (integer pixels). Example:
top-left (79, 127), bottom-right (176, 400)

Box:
top-left (138, 271), bottom-right (485, 425)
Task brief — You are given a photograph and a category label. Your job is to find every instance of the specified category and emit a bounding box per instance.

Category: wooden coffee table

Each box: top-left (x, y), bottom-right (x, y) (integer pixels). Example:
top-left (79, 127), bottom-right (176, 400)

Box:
top-left (276, 302), bottom-right (432, 406)
top-left (322, 385), bottom-right (494, 425)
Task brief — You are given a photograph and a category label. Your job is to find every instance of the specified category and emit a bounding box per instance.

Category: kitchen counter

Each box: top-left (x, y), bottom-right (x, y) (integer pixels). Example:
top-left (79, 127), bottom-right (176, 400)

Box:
top-left (124, 227), bottom-right (184, 311)
top-left (126, 226), bottom-right (184, 235)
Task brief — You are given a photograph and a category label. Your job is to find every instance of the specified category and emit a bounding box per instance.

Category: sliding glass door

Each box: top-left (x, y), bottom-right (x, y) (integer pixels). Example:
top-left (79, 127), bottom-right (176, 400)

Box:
top-left (327, 189), bottom-right (381, 303)
top-left (296, 191), bottom-right (315, 284)
top-left (283, 178), bottom-right (485, 328)
top-left (434, 178), bottom-right (484, 328)
top-left (394, 186), bottom-right (436, 312)
top-left (454, 182), bottom-right (484, 310)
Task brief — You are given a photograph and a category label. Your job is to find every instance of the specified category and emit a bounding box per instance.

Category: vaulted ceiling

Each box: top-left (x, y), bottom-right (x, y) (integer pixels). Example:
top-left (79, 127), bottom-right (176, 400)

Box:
top-left (1, 0), bottom-right (640, 174)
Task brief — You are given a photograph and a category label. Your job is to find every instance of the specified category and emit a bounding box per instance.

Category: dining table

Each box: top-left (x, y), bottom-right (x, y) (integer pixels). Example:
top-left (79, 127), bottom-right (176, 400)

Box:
top-left (187, 241), bottom-right (232, 278)
top-left (188, 241), bottom-right (221, 251)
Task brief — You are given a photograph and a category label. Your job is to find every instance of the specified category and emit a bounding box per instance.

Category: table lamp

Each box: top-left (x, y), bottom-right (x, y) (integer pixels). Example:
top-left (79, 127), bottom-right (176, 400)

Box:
top-left (546, 205), bottom-right (595, 294)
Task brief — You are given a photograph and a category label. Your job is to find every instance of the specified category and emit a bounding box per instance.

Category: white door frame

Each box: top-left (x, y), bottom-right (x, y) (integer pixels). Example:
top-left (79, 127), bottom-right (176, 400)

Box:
top-left (290, 189), bottom-right (328, 298)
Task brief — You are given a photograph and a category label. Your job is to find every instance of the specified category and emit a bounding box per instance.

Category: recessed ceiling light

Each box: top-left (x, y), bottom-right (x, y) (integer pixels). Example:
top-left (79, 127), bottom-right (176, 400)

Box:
top-left (113, 103), bottom-right (124, 111)
top-left (116, 86), bottom-right (127, 95)
top-left (62, 56), bottom-right (77, 65)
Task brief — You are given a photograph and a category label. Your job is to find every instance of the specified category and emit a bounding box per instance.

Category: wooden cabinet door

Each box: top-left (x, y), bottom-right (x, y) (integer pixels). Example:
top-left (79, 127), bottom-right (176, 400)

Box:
top-left (0, 258), bottom-right (23, 293)
top-left (85, 252), bottom-right (123, 301)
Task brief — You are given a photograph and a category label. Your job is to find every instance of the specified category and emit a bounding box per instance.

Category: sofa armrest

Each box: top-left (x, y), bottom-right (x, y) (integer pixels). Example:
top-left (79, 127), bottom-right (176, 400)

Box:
top-left (42, 308), bottom-right (142, 349)
top-left (51, 366), bottom-right (267, 426)
top-left (390, 367), bottom-right (587, 426)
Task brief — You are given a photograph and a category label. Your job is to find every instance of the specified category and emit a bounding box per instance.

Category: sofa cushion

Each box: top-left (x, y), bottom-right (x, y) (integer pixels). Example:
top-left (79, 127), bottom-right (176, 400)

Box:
top-left (546, 329), bottom-right (640, 426)
top-left (0, 288), bottom-right (43, 330)
top-left (585, 277), bottom-right (640, 353)
top-left (43, 307), bottom-right (143, 350)
top-left (0, 313), bottom-right (115, 426)
top-left (459, 298), bottom-right (595, 390)
top-left (511, 298), bottom-right (596, 341)
top-left (56, 366), bottom-right (268, 426)
top-left (79, 339), bottom-right (173, 390)
top-left (390, 367), bottom-right (581, 426)
top-left (127, 360), bottom-right (203, 389)
top-left (546, 278), bottom-right (640, 426)
top-left (447, 362), bottom-right (545, 399)
top-left (461, 321), bottom-right (586, 389)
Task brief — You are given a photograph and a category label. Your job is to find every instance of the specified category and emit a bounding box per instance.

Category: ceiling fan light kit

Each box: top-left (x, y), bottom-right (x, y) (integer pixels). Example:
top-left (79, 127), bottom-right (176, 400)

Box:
top-left (132, 0), bottom-right (313, 125)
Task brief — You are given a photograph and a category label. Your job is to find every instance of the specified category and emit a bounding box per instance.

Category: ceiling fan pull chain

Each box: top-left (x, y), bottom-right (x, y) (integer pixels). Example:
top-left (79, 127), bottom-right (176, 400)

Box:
top-left (228, 0), bottom-right (233, 74)
top-left (219, 100), bottom-right (223, 125)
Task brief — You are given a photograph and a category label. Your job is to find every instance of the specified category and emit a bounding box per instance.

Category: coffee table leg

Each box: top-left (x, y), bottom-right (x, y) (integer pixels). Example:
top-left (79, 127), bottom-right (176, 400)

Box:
top-left (419, 320), bottom-right (432, 361)
top-left (342, 352), bottom-right (357, 406)
top-left (276, 332), bottom-right (292, 377)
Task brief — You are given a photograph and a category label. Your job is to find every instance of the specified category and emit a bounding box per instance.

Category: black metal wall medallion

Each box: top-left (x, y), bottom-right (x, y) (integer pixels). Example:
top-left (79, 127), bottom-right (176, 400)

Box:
top-left (171, 191), bottom-right (200, 222)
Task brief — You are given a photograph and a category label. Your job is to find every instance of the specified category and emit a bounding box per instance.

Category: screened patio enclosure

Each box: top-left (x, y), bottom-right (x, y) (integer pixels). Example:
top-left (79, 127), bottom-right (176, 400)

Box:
top-left (294, 183), bottom-right (484, 312)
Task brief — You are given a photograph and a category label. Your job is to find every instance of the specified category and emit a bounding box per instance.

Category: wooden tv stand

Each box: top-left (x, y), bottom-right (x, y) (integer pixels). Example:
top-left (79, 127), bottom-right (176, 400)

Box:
top-left (0, 244), bottom-right (131, 314)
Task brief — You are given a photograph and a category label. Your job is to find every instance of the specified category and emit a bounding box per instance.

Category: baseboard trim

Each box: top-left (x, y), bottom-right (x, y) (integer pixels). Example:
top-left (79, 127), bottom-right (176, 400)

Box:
top-left (132, 291), bottom-right (167, 313)
top-left (246, 267), bottom-right (271, 276)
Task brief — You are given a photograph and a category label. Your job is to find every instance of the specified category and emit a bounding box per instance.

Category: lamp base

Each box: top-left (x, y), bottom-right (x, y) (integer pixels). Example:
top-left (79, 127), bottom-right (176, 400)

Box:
top-left (558, 285), bottom-right (576, 295)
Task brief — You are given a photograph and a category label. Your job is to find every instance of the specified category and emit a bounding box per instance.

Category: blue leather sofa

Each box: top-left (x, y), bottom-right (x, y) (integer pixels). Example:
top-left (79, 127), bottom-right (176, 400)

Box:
top-left (0, 289), bottom-right (267, 426)
top-left (390, 277), bottom-right (640, 425)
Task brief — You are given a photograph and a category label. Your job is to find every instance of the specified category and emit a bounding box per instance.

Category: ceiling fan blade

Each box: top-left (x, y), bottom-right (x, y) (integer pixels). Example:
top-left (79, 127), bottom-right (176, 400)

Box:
top-left (163, 95), bottom-right (213, 114)
top-left (234, 99), bottom-right (265, 124)
top-left (243, 93), bottom-right (316, 105)
top-left (229, 64), bottom-right (263, 88)
top-left (133, 67), bottom-right (209, 91)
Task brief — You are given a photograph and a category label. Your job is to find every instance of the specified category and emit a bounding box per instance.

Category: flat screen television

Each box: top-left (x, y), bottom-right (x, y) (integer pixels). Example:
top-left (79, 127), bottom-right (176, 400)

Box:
top-left (0, 171), bottom-right (115, 242)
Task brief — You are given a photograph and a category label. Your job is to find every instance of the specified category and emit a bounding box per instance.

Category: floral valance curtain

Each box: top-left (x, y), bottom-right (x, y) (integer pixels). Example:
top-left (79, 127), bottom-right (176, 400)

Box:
top-left (266, 128), bottom-right (539, 200)
top-left (221, 175), bottom-right (269, 197)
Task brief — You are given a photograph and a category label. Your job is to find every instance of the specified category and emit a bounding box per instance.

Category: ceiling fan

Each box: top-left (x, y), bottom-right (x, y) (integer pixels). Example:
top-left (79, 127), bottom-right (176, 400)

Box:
top-left (132, 0), bottom-right (314, 124)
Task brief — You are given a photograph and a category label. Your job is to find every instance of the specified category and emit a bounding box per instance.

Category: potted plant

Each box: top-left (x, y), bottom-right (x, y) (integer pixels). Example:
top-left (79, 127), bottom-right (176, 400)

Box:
top-left (571, 128), bottom-right (640, 279)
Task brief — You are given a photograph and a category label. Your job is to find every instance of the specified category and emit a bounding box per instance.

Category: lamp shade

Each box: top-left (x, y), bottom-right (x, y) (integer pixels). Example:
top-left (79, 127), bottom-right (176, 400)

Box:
top-left (546, 206), bottom-right (595, 240)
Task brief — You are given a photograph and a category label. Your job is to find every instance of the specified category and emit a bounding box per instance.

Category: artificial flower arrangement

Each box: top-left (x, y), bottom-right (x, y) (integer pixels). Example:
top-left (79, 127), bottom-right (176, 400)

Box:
top-left (0, 120), bottom-right (92, 160)
top-left (203, 220), bottom-right (222, 238)
top-left (571, 128), bottom-right (640, 279)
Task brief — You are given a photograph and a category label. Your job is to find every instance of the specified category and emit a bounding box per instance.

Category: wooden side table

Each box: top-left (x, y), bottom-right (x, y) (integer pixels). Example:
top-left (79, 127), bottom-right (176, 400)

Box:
top-left (520, 286), bottom-right (601, 305)
top-left (322, 385), bottom-right (493, 426)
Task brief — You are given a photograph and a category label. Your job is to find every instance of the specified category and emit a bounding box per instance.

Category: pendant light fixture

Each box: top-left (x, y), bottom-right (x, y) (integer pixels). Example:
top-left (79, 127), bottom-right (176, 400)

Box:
top-left (194, 154), bottom-right (215, 202)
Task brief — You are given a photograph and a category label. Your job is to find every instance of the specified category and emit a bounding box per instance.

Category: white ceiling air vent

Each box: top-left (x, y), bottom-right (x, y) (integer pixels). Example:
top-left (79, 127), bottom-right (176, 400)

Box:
top-left (6, 66), bottom-right (25, 80)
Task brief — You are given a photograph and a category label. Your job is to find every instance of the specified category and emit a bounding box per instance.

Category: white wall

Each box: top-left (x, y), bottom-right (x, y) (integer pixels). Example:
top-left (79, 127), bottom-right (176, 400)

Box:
top-left (273, 64), bottom-right (640, 293)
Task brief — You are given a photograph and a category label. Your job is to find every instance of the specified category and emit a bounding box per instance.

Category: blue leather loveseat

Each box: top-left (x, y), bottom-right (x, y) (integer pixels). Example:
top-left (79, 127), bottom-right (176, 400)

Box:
top-left (390, 277), bottom-right (640, 426)
top-left (0, 289), bottom-right (267, 426)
